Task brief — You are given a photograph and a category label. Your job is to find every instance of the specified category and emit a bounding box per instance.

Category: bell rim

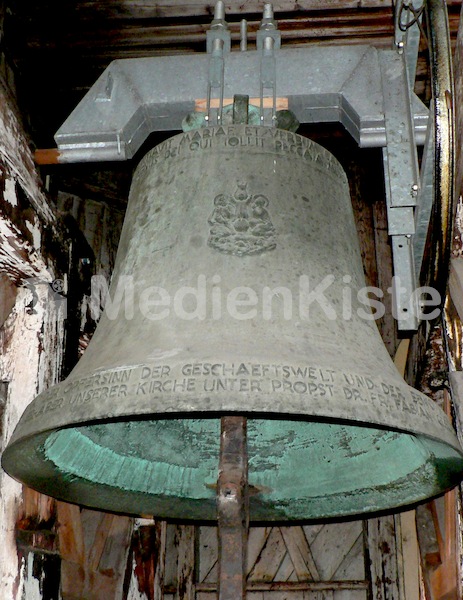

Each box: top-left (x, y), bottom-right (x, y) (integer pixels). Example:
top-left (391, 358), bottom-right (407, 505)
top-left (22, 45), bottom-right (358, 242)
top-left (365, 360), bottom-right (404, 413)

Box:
top-left (3, 415), bottom-right (463, 522)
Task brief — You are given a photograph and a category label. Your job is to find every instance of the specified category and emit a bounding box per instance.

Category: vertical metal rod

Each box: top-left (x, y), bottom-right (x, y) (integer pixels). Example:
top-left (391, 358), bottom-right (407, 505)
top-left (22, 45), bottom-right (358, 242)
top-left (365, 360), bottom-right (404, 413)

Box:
top-left (263, 3), bottom-right (273, 20)
top-left (214, 0), bottom-right (225, 21)
top-left (260, 36), bottom-right (276, 124)
top-left (217, 416), bottom-right (249, 600)
top-left (207, 37), bottom-right (225, 126)
top-left (258, 3), bottom-right (278, 127)
top-left (240, 19), bottom-right (248, 52)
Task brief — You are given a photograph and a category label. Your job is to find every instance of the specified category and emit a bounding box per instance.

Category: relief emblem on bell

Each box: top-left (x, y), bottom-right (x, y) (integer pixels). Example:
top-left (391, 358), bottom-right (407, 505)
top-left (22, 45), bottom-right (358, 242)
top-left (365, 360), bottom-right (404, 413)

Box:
top-left (207, 181), bottom-right (277, 256)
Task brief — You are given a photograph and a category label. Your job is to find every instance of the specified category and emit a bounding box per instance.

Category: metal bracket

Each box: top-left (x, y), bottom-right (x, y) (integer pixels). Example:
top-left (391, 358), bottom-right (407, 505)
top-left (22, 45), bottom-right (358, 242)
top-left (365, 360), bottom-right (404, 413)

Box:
top-left (54, 47), bottom-right (429, 162)
top-left (389, 0), bottom-right (455, 328)
top-left (394, 0), bottom-right (436, 288)
top-left (414, 113), bottom-right (435, 280)
top-left (380, 49), bottom-right (420, 330)
top-left (395, 0), bottom-right (425, 84)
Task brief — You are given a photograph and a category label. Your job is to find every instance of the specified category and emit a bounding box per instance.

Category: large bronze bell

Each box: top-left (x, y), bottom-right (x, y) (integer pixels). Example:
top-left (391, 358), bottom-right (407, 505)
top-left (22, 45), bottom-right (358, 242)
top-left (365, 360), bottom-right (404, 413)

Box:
top-left (3, 125), bottom-right (463, 521)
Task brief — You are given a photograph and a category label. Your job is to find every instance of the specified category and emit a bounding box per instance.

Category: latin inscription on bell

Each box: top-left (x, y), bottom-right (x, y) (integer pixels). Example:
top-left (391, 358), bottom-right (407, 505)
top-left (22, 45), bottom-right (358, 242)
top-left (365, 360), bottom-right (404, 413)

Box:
top-left (208, 182), bottom-right (276, 256)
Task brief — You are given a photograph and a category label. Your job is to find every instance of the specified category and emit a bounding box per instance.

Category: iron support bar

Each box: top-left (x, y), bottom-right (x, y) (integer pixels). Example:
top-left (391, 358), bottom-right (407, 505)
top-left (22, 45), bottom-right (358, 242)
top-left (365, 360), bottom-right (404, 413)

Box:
top-left (206, 38), bottom-right (226, 126)
top-left (240, 20), bottom-right (248, 52)
top-left (217, 416), bottom-right (249, 600)
top-left (380, 49), bottom-right (420, 330)
top-left (206, 1), bottom-right (230, 126)
top-left (394, 0), bottom-right (425, 86)
top-left (414, 112), bottom-right (435, 279)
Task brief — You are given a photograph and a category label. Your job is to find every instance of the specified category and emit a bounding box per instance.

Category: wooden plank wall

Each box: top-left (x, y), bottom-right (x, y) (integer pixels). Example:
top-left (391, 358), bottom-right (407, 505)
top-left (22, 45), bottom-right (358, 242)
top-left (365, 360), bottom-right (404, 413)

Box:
top-left (122, 519), bottom-right (409, 599)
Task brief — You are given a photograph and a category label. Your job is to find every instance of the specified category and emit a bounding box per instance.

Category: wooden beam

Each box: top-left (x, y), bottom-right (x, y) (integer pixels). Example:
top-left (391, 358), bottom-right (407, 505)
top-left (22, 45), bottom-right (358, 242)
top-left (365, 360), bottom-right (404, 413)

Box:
top-left (34, 149), bottom-right (61, 165)
top-left (392, 340), bottom-right (421, 599)
top-left (192, 580), bottom-right (370, 592)
top-left (129, 521), bottom-right (167, 600)
top-left (425, 393), bottom-right (459, 600)
top-left (0, 75), bottom-right (68, 594)
top-left (23, 11), bottom-right (394, 50)
top-left (57, 506), bottom-right (133, 600)
top-left (280, 526), bottom-right (319, 581)
top-left (366, 516), bottom-right (403, 599)
top-left (15, 1), bottom-right (397, 23)
top-left (373, 191), bottom-right (398, 357)
top-left (174, 525), bottom-right (195, 600)
top-left (56, 502), bottom-right (86, 599)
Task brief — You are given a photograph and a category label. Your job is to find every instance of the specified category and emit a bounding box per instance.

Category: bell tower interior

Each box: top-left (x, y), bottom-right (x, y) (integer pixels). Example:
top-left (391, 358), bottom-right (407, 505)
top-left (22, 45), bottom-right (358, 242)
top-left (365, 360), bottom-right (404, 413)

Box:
top-left (1, 1), bottom-right (463, 599)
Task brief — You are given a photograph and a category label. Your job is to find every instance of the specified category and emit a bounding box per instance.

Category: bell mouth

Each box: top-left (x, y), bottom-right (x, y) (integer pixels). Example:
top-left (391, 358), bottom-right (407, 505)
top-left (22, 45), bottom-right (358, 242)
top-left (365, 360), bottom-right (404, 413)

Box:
top-left (3, 415), bottom-right (463, 522)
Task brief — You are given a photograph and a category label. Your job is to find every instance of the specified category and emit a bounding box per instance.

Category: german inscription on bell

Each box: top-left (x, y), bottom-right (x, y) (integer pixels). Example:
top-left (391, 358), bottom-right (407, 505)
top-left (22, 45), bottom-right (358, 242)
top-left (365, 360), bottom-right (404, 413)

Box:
top-left (22, 361), bottom-right (453, 436)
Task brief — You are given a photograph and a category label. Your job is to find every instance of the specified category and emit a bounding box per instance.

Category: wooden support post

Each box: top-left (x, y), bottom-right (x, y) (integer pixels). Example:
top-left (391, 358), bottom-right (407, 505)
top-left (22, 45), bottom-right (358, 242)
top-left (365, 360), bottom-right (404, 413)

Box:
top-left (366, 516), bottom-right (403, 599)
top-left (174, 525), bottom-right (195, 600)
top-left (217, 416), bottom-right (249, 600)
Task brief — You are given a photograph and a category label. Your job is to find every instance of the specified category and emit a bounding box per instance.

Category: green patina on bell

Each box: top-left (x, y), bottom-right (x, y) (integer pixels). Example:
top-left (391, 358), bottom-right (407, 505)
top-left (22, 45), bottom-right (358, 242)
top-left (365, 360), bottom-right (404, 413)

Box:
top-left (3, 126), bottom-right (463, 520)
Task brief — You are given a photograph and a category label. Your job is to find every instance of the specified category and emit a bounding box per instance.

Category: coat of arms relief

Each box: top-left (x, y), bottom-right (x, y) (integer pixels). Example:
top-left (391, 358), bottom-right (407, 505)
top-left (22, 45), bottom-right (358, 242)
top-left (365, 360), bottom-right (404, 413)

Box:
top-left (207, 182), bottom-right (277, 256)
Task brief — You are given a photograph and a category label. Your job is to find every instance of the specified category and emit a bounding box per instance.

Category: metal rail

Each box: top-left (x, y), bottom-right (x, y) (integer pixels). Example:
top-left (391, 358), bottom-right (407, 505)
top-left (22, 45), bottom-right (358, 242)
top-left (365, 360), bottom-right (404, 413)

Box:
top-left (422, 0), bottom-right (455, 294)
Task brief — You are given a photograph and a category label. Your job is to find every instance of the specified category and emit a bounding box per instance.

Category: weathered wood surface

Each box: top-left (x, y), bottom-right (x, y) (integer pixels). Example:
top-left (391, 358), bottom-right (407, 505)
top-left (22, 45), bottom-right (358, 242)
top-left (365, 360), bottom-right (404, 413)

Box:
top-left (449, 259), bottom-right (463, 327)
top-left (126, 521), bottom-right (167, 600)
top-left (0, 59), bottom-right (69, 597)
top-left (392, 342), bottom-right (421, 600)
top-left (415, 392), bottom-right (460, 600)
top-left (0, 278), bottom-right (66, 598)
top-left (0, 81), bottom-right (54, 224)
top-left (194, 522), bottom-right (368, 596)
top-left (21, 12), bottom-right (396, 52)
top-left (0, 58), bottom-right (133, 600)
top-left (174, 526), bottom-right (195, 600)
top-left (366, 516), bottom-right (404, 600)
top-left (279, 527), bottom-right (319, 581)
top-left (39, 0), bottom-right (397, 20)
top-left (57, 505), bottom-right (134, 600)
top-left (373, 197), bottom-right (398, 358)
top-left (125, 520), bottom-right (375, 598)
top-left (0, 79), bottom-right (58, 283)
